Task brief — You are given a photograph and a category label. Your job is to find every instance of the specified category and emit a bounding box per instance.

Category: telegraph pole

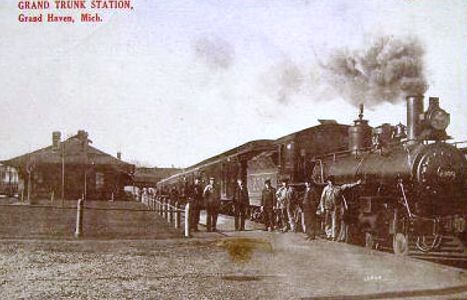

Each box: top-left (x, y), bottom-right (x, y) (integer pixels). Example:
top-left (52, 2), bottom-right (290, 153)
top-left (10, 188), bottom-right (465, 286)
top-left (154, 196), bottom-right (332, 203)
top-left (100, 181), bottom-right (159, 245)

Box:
top-left (61, 142), bottom-right (65, 207)
top-left (83, 132), bottom-right (88, 201)
top-left (27, 170), bottom-right (31, 203)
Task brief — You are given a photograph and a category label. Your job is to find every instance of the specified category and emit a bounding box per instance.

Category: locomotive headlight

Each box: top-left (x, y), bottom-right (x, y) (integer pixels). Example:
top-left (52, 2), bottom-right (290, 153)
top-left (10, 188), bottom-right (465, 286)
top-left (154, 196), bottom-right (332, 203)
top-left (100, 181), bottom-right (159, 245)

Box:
top-left (429, 109), bottom-right (450, 130)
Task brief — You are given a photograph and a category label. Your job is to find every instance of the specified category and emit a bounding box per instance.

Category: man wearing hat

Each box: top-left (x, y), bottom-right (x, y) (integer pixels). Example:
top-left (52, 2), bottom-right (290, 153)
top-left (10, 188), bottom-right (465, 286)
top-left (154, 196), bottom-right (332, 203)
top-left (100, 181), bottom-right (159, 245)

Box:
top-left (203, 177), bottom-right (221, 232)
top-left (302, 180), bottom-right (321, 240)
top-left (276, 178), bottom-right (296, 232)
top-left (261, 179), bottom-right (276, 231)
top-left (188, 177), bottom-right (203, 231)
top-left (319, 176), bottom-right (361, 240)
top-left (232, 178), bottom-right (250, 231)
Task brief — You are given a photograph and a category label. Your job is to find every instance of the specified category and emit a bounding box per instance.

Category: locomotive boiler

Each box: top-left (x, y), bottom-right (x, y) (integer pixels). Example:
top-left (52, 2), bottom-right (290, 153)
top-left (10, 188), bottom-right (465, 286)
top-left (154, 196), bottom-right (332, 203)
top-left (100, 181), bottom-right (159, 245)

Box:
top-left (312, 95), bottom-right (466, 256)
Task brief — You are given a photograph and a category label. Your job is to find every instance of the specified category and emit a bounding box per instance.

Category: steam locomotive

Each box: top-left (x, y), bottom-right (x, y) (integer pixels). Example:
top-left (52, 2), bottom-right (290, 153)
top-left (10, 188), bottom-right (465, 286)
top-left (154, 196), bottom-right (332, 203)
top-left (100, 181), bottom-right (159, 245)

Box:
top-left (157, 94), bottom-right (465, 257)
top-left (312, 96), bottom-right (466, 256)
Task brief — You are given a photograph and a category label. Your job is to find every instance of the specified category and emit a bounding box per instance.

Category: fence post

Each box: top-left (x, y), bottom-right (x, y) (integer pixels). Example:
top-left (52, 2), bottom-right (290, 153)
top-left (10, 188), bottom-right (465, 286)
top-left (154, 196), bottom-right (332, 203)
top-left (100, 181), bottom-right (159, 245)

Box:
top-left (162, 198), bottom-right (167, 218)
top-left (157, 197), bottom-right (161, 215)
top-left (170, 201), bottom-right (175, 224)
top-left (175, 201), bottom-right (181, 229)
top-left (167, 201), bottom-right (171, 223)
top-left (184, 202), bottom-right (190, 238)
top-left (74, 198), bottom-right (84, 238)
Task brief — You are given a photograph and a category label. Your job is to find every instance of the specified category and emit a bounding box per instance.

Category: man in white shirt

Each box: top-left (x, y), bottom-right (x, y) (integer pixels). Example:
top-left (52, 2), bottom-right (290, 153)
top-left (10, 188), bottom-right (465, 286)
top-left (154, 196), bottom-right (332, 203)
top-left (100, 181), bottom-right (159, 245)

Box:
top-left (319, 176), bottom-right (361, 240)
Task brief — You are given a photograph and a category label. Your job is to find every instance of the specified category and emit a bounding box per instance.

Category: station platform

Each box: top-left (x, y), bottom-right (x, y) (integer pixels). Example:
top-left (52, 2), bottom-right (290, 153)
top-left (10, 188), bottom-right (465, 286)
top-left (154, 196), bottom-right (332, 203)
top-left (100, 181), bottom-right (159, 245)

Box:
top-left (188, 211), bottom-right (467, 299)
top-left (195, 210), bottom-right (264, 235)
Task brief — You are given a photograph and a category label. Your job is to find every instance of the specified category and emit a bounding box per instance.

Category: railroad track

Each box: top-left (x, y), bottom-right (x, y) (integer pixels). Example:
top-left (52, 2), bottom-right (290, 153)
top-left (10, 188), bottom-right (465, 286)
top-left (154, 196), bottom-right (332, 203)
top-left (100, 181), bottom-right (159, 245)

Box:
top-left (377, 236), bottom-right (467, 269)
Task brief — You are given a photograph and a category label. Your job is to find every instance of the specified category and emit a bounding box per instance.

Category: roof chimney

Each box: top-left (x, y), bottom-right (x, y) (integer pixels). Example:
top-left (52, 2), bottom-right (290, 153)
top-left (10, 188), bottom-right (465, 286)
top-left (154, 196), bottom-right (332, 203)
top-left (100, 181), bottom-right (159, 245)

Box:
top-left (77, 130), bottom-right (88, 141)
top-left (52, 131), bottom-right (61, 151)
top-left (117, 152), bottom-right (122, 160)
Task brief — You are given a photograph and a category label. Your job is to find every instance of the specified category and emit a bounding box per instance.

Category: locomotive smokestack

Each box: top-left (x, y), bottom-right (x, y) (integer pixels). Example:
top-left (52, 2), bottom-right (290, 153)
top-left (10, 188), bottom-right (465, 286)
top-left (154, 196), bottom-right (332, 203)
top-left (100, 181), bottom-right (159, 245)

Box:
top-left (359, 104), bottom-right (364, 120)
top-left (406, 95), bottom-right (424, 144)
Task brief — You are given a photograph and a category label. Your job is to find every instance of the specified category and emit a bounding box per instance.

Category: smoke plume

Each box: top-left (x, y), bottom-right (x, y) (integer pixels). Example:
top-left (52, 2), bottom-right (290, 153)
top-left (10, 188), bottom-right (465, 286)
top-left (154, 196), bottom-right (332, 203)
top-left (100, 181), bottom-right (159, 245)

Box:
top-left (193, 36), bottom-right (235, 70)
top-left (260, 59), bottom-right (306, 104)
top-left (323, 36), bottom-right (428, 107)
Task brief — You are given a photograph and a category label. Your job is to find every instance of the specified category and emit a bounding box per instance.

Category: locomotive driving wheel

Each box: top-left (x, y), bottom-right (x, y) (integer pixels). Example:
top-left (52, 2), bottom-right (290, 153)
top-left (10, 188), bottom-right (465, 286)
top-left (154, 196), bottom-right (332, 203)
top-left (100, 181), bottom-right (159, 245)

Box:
top-left (393, 233), bottom-right (409, 256)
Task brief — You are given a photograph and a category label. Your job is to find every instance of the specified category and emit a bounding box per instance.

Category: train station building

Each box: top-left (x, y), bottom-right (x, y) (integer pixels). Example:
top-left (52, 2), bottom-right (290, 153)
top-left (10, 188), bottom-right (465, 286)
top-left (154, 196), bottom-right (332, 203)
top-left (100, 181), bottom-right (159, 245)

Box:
top-left (1, 130), bottom-right (135, 201)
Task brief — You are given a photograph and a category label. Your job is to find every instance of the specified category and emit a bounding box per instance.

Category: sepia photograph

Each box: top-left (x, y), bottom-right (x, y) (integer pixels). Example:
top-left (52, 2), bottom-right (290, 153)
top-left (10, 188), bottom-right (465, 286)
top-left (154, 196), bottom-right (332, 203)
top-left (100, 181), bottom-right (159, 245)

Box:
top-left (1, 0), bottom-right (466, 299)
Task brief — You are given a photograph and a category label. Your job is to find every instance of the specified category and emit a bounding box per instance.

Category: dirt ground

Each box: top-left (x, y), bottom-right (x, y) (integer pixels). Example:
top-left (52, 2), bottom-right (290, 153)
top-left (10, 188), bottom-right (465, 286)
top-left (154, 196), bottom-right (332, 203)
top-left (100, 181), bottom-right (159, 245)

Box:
top-left (1, 199), bottom-right (466, 299)
top-left (1, 235), bottom-right (467, 299)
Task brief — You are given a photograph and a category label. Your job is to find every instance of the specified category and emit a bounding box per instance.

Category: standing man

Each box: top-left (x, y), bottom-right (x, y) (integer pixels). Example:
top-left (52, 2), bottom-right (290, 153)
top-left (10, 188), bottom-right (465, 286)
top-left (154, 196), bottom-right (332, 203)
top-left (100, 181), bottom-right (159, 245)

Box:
top-left (203, 177), bottom-right (220, 232)
top-left (302, 180), bottom-right (321, 240)
top-left (170, 187), bottom-right (179, 205)
top-left (189, 177), bottom-right (203, 232)
top-left (319, 176), bottom-right (361, 241)
top-left (337, 194), bottom-right (351, 242)
top-left (276, 179), bottom-right (295, 232)
top-left (233, 178), bottom-right (250, 231)
top-left (261, 179), bottom-right (276, 232)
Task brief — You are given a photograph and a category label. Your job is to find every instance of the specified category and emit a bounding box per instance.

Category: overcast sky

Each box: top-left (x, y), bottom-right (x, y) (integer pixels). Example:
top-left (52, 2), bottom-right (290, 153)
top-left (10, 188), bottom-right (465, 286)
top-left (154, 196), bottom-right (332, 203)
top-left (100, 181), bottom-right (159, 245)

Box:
top-left (1, 0), bottom-right (466, 167)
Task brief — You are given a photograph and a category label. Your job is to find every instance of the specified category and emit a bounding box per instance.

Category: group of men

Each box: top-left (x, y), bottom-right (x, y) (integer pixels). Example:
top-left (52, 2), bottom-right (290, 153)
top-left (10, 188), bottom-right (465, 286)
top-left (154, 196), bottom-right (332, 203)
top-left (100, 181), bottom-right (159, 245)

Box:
top-left (187, 176), bottom-right (251, 232)
top-left (185, 175), bottom-right (361, 240)
top-left (186, 177), bottom-right (219, 232)
top-left (261, 176), bottom-right (361, 241)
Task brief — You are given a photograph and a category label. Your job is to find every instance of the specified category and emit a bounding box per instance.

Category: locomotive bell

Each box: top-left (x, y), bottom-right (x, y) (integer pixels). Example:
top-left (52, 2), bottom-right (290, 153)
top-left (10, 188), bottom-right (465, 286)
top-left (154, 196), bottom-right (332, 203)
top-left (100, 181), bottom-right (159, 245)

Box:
top-left (348, 104), bottom-right (372, 155)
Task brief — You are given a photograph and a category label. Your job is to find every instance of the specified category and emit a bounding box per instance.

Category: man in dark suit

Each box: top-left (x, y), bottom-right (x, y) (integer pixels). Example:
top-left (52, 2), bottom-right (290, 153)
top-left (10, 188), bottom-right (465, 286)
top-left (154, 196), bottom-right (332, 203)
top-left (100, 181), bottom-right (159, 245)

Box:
top-left (303, 180), bottom-right (321, 240)
top-left (189, 177), bottom-right (203, 232)
top-left (261, 179), bottom-right (276, 232)
top-left (233, 178), bottom-right (250, 231)
top-left (203, 177), bottom-right (220, 232)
